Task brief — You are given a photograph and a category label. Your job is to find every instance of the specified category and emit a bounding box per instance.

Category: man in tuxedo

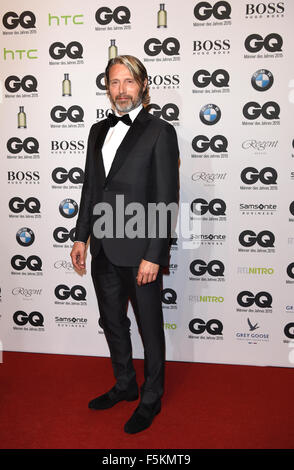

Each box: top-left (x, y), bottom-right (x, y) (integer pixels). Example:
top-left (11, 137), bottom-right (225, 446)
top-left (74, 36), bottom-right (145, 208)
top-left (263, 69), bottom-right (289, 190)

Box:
top-left (71, 55), bottom-right (179, 433)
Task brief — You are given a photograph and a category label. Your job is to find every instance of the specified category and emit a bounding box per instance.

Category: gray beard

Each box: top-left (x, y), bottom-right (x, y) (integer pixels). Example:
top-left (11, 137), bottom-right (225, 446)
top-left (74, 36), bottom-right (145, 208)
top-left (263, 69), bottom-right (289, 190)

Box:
top-left (114, 97), bottom-right (142, 114)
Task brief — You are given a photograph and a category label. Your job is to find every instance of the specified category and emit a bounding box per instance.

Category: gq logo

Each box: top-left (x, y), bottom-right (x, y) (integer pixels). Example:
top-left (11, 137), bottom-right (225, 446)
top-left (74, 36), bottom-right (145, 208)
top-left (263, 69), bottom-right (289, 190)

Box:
top-left (284, 323), bottom-right (294, 340)
top-left (7, 137), bottom-right (39, 154)
top-left (199, 104), bottom-right (221, 125)
top-left (53, 227), bottom-right (75, 243)
top-left (189, 318), bottom-right (223, 335)
top-left (237, 291), bottom-right (272, 308)
top-left (13, 311), bottom-right (43, 327)
top-left (193, 69), bottom-right (229, 88)
top-left (240, 167), bottom-right (277, 185)
top-left (54, 284), bottom-right (86, 301)
top-left (194, 1), bottom-right (231, 20)
top-left (59, 199), bottom-right (78, 218)
top-left (148, 103), bottom-right (179, 121)
top-left (2, 11), bottom-right (36, 29)
top-left (243, 102), bottom-right (280, 120)
top-left (96, 73), bottom-right (106, 91)
top-left (191, 198), bottom-right (226, 216)
top-left (52, 167), bottom-right (84, 184)
top-left (9, 197), bottom-right (40, 214)
top-left (287, 263), bottom-right (294, 279)
top-left (11, 255), bottom-right (42, 271)
top-left (244, 33), bottom-right (283, 53)
top-left (51, 106), bottom-right (84, 123)
top-left (239, 230), bottom-right (275, 248)
top-left (144, 37), bottom-right (180, 56)
top-left (190, 259), bottom-right (224, 277)
top-left (290, 201), bottom-right (294, 216)
top-left (192, 135), bottom-right (228, 153)
top-left (49, 41), bottom-right (83, 60)
top-left (161, 288), bottom-right (177, 305)
top-left (5, 75), bottom-right (37, 93)
top-left (95, 6), bottom-right (130, 24)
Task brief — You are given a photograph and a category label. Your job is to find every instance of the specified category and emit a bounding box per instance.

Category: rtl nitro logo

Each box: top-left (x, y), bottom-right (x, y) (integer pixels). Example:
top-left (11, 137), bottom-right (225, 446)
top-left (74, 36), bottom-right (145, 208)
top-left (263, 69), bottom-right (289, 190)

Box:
top-left (147, 103), bottom-right (179, 122)
top-left (144, 37), bottom-right (180, 56)
top-left (192, 135), bottom-right (228, 153)
top-left (5, 75), bottom-right (37, 93)
top-left (55, 284), bottom-right (86, 301)
top-left (11, 255), bottom-right (42, 271)
top-left (7, 137), bottom-right (39, 154)
top-left (2, 11), bottom-right (36, 29)
top-left (52, 167), bottom-right (84, 184)
top-left (190, 259), bottom-right (224, 277)
top-left (9, 197), bottom-right (40, 214)
top-left (13, 311), bottom-right (44, 327)
top-left (51, 106), bottom-right (84, 123)
top-left (53, 227), bottom-right (75, 243)
top-left (191, 198), bottom-right (226, 216)
top-left (237, 291), bottom-right (272, 309)
top-left (239, 230), bottom-right (275, 248)
top-left (194, 1), bottom-right (231, 21)
top-left (49, 42), bottom-right (83, 60)
top-left (95, 6), bottom-right (131, 25)
top-left (244, 33), bottom-right (283, 53)
top-left (240, 167), bottom-right (277, 185)
top-left (189, 318), bottom-right (223, 336)
top-left (243, 102), bottom-right (280, 120)
top-left (193, 69), bottom-right (229, 88)
top-left (245, 2), bottom-right (285, 17)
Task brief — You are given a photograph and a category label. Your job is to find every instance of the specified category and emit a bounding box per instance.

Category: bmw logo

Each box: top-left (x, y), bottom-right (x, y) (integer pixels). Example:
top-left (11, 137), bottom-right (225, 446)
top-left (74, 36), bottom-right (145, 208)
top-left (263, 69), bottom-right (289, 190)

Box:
top-left (199, 104), bottom-right (221, 125)
top-left (59, 198), bottom-right (78, 218)
top-left (251, 69), bottom-right (273, 92)
top-left (16, 227), bottom-right (35, 246)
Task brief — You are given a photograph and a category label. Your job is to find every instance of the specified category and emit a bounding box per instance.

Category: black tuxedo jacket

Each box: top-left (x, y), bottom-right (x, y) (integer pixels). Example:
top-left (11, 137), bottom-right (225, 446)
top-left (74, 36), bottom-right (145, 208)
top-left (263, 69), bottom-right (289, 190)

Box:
top-left (74, 107), bottom-right (179, 267)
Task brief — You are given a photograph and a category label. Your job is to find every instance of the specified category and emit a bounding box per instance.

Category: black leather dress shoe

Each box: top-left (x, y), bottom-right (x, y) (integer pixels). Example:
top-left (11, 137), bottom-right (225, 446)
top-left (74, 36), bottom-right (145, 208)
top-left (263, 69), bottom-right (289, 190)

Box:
top-left (88, 385), bottom-right (139, 410)
top-left (124, 400), bottom-right (161, 434)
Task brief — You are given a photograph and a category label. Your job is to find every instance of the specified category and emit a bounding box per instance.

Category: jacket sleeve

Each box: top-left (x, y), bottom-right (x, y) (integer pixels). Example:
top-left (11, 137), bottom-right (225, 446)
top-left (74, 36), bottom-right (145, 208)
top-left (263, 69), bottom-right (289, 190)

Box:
top-left (143, 123), bottom-right (179, 266)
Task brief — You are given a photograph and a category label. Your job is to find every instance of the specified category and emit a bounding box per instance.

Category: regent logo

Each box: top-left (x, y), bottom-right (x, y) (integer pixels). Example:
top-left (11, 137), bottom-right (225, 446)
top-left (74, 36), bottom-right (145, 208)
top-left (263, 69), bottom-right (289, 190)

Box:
top-left (199, 104), bottom-right (221, 125)
top-left (8, 170), bottom-right (40, 183)
top-left (144, 37), bottom-right (180, 56)
top-left (7, 137), bottom-right (39, 154)
top-left (147, 103), bottom-right (179, 122)
top-left (49, 42), bottom-right (83, 60)
top-left (9, 197), bottom-right (40, 214)
top-left (240, 167), bottom-right (277, 185)
top-left (95, 6), bottom-right (130, 25)
top-left (287, 263), bottom-right (294, 279)
top-left (237, 291), bottom-right (272, 308)
top-left (241, 139), bottom-right (278, 152)
top-left (245, 2), bottom-right (285, 16)
top-left (191, 171), bottom-right (227, 183)
top-left (11, 255), bottom-right (42, 271)
top-left (2, 11), bottom-right (36, 29)
top-left (96, 73), bottom-right (106, 91)
top-left (191, 198), bottom-right (226, 216)
top-left (52, 167), bottom-right (84, 184)
top-left (53, 227), bottom-right (75, 243)
top-left (5, 75), bottom-right (37, 93)
top-left (194, 1), bottom-right (231, 21)
top-left (51, 140), bottom-right (85, 152)
top-left (243, 102), bottom-right (280, 120)
top-left (50, 106), bottom-right (84, 123)
top-left (244, 33), bottom-right (283, 53)
top-left (161, 288), bottom-right (177, 305)
top-left (251, 70), bottom-right (273, 91)
top-left (189, 318), bottom-right (223, 336)
top-left (239, 230), bottom-right (275, 247)
top-left (16, 227), bottom-right (35, 247)
top-left (13, 311), bottom-right (44, 327)
top-left (192, 135), bottom-right (228, 153)
top-left (193, 69), bottom-right (229, 88)
top-left (190, 259), bottom-right (224, 277)
top-left (193, 39), bottom-right (230, 53)
top-left (55, 284), bottom-right (86, 301)
top-left (148, 74), bottom-right (180, 88)
top-left (59, 199), bottom-right (78, 218)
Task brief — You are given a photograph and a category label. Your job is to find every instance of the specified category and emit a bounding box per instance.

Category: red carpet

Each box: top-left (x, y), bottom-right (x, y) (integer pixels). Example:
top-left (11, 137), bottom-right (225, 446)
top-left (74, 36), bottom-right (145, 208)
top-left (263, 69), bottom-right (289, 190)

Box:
top-left (0, 352), bottom-right (293, 449)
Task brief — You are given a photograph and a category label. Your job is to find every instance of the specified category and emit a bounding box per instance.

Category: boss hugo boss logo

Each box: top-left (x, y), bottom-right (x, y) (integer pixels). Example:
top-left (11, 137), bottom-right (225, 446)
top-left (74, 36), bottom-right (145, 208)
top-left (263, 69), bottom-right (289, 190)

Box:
top-left (193, 39), bottom-right (230, 54)
top-left (7, 137), bottom-right (39, 155)
top-left (16, 227), bottom-right (35, 246)
top-left (192, 135), bottom-right (228, 154)
top-left (59, 199), bottom-right (78, 218)
top-left (193, 69), bottom-right (229, 88)
top-left (144, 37), bottom-right (180, 56)
top-left (51, 140), bottom-right (85, 153)
top-left (240, 167), bottom-right (277, 185)
top-left (53, 227), bottom-right (75, 243)
top-left (8, 170), bottom-right (40, 184)
top-left (11, 255), bottom-right (42, 271)
top-left (239, 230), bottom-right (275, 248)
top-left (147, 103), bottom-right (179, 122)
top-left (9, 197), bottom-right (40, 214)
top-left (243, 102), bottom-right (280, 120)
top-left (190, 259), bottom-right (225, 277)
top-left (13, 311), bottom-right (43, 327)
top-left (251, 70), bottom-right (273, 91)
top-left (191, 198), bottom-right (226, 216)
top-left (5, 75), bottom-right (37, 93)
top-left (245, 2), bottom-right (285, 17)
top-left (51, 106), bottom-right (84, 123)
top-left (54, 284), bottom-right (86, 301)
top-left (189, 318), bottom-right (223, 336)
top-left (49, 42), bottom-right (83, 60)
top-left (2, 11), bottom-right (36, 29)
top-left (148, 74), bottom-right (180, 88)
top-left (237, 291), bottom-right (272, 309)
top-left (52, 167), bottom-right (84, 185)
top-left (161, 288), bottom-right (177, 305)
top-left (194, 1), bottom-right (231, 21)
top-left (199, 104), bottom-right (221, 125)
top-left (95, 6), bottom-right (131, 25)
top-left (244, 33), bottom-right (283, 53)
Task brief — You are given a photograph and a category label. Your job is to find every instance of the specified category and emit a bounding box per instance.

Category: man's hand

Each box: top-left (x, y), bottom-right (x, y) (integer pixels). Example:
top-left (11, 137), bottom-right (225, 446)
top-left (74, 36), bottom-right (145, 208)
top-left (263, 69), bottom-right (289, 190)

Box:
top-left (70, 242), bottom-right (86, 271)
top-left (136, 259), bottom-right (159, 286)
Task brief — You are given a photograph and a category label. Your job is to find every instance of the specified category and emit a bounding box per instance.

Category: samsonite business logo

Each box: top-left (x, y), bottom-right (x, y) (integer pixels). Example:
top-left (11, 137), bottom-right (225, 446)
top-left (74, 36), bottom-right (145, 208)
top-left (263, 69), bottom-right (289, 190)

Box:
top-left (16, 227), bottom-right (35, 246)
top-left (245, 2), bottom-right (285, 18)
top-left (238, 229), bottom-right (275, 253)
top-left (192, 69), bottom-right (230, 94)
top-left (240, 202), bottom-right (277, 216)
top-left (7, 137), bottom-right (39, 160)
top-left (9, 197), bottom-right (41, 218)
top-left (143, 37), bottom-right (180, 62)
top-left (189, 259), bottom-right (225, 282)
top-left (59, 199), bottom-right (78, 218)
top-left (51, 167), bottom-right (84, 189)
top-left (50, 105), bottom-right (84, 129)
top-left (2, 11), bottom-right (36, 32)
top-left (188, 318), bottom-right (223, 341)
top-left (244, 33), bottom-right (283, 58)
top-left (49, 41), bottom-right (83, 65)
top-left (193, 1), bottom-right (232, 25)
top-left (13, 311), bottom-right (44, 332)
top-left (191, 134), bottom-right (228, 159)
top-left (240, 167), bottom-right (277, 190)
top-left (95, 6), bottom-right (131, 31)
top-left (8, 170), bottom-right (40, 184)
top-left (4, 75), bottom-right (38, 98)
top-left (237, 290), bottom-right (272, 313)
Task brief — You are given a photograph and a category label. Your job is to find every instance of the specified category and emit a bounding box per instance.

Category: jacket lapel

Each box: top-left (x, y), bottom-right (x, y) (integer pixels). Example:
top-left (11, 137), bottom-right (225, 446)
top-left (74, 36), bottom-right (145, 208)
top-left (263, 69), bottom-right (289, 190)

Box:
top-left (94, 119), bottom-right (110, 181)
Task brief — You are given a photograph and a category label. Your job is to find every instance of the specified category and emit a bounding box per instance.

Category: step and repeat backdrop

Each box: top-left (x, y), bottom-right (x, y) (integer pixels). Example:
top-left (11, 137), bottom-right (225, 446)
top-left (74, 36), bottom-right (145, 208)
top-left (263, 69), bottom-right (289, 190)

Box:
top-left (1, 0), bottom-right (294, 367)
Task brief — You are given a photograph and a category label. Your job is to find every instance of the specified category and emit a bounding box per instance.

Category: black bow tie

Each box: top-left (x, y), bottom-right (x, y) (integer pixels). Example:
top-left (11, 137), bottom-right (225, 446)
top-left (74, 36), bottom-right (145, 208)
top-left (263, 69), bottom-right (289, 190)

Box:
top-left (107, 113), bottom-right (132, 127)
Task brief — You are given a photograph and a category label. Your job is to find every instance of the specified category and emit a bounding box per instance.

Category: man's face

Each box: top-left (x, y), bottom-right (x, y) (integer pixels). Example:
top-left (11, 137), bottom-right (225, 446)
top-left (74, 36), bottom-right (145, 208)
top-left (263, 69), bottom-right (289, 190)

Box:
top-left (108, 63), bottom-right (146, 115)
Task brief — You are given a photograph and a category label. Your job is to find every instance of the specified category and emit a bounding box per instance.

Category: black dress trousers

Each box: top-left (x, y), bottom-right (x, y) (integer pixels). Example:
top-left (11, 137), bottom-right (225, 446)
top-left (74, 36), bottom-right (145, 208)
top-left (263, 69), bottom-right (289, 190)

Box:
top-left (91, 244), bottom-right (165, 405)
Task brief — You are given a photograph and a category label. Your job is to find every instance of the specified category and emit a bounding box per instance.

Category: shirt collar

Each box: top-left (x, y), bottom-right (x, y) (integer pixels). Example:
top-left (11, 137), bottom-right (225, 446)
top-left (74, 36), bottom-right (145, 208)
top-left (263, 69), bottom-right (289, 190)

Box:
top-left (114, 104), bottom-right (143, 122)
